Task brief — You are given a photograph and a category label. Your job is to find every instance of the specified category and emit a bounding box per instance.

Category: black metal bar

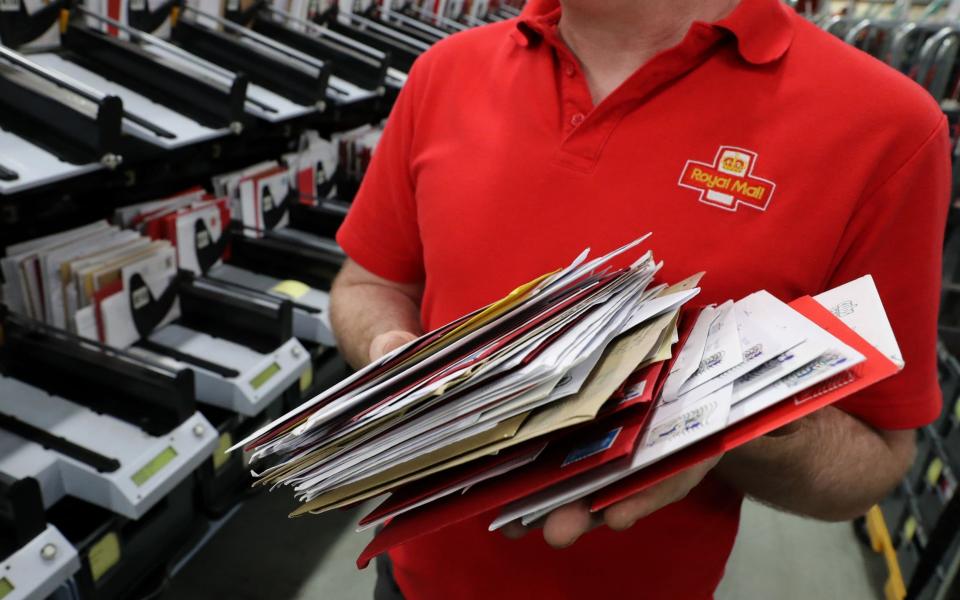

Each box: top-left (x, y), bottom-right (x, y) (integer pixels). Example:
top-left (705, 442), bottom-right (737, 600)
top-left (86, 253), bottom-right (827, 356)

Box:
top-left (324, 19), bottom-right (420, 72)
top-left (390, 7), bottom-right (456, 40)
top-left (0, 413), bottom-right (121, 473)
top-left (0, 69), bottom-right (121, 163)
top-left (289, 202), bottom-right (345, 238)
top-left (0, 475), bottom-right (46, 562)
top-left (1, 311), bottom-right (197, 436)
top-left (252, 17), bottom-right (388, 92)
top-left (135, 339), bottom-right (241, 378)
top-left (202, 275), bottom-right (322, 314)
top-left (62, 24), bottom-right (248, 131)
top-left (358, 9), bottom-right (442, 45)
top-left (176, 272), bottom-right (293, 352)
top-left (227, 228), bottom-right (343, 292)
top-left (172, 18), bottom-right (329, 107)
top-left (0, 43), bottom-right (175, 140)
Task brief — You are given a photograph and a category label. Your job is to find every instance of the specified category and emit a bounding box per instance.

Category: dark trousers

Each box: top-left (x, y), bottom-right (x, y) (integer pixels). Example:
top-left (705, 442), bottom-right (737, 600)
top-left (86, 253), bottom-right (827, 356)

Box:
top-left (373, 542), bottom-right (404, 600)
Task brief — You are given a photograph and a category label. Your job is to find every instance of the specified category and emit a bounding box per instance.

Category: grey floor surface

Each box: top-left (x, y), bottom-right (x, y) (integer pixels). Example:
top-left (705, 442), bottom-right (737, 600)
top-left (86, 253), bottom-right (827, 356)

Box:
top-left (164, 492), bottom-right (886, 599)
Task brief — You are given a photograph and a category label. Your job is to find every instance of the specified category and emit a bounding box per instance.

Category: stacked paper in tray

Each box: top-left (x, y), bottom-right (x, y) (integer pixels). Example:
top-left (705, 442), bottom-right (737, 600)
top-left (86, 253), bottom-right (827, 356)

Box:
top-left (232, 235), bottom-right (904, 567)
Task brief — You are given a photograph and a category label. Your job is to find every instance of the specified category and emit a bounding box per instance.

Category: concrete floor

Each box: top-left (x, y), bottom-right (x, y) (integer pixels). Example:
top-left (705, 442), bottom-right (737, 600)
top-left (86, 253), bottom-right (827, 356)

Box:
top-left (165, 492), bottom-right (886, 600)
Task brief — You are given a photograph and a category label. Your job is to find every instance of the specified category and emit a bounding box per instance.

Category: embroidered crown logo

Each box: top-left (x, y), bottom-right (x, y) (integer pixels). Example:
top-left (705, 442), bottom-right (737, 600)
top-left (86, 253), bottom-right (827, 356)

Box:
top-left (678, 146), bottom-right (776, 212)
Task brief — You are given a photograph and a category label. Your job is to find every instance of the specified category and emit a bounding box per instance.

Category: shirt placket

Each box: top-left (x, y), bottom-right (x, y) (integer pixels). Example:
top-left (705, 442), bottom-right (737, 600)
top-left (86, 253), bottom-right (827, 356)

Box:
top-left (544, 23), bottom-right (729, 173)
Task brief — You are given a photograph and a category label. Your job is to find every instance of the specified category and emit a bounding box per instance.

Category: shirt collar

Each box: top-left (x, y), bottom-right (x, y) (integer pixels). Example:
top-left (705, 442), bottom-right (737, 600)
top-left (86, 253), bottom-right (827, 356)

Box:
top-left (511, 0), bottom-right (795, 66)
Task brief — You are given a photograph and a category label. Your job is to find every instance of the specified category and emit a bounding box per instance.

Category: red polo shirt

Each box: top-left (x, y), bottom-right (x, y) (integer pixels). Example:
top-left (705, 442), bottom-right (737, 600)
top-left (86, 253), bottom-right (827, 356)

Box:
top-left (336, 0), bottom-right (951, 598)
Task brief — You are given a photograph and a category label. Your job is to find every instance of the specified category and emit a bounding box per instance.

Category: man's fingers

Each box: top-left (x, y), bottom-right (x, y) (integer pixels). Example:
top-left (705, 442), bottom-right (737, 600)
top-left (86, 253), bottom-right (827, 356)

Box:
top-left (542, 500), bottom-right (600, 549)
top-left (603, 457), bottom-right (721, 530)
top-left (603, 488), bottom-right (658, 531)
top-left (603, 479), bottom-right (688, 531)
top-left (508, 457), bottom-right (725, 548)
top-left (766, 419), bottom-right (803, 437)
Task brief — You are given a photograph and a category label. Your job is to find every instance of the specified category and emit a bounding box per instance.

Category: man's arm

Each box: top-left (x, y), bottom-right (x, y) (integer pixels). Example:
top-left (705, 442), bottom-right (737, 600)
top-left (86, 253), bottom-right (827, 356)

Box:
top-left (330, 258), bottom-right (424, 369)
top-left (715, 406), bottom-right (915, 521)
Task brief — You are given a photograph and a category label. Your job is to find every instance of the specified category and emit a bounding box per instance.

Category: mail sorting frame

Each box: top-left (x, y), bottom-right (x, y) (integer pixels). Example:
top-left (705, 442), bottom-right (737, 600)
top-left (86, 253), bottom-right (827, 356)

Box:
top-left (76, 6), bottom-right (321, 127)
top-left (191, 385), bottom-right (303, 517)
top-left (117, 0), bottom-right (334, 122)
top-left (236, 5), bottom-right (391, 109)
top-left (0, 45), bottom-right (122, 196)
top-left (204, 264), bottom-right (335, 346)
top-left (192, 403), bottom-right (272, 518)
top-left (387, 1), bottom-right (469, 36)
top-left (827, 17), bottom-right (946, 77)
top-left (910, 26), bottom-right (960, 103)
top-left (361, 4), bottom-right (449, 45)
top-left (192, 345), bottom-right (345, 516)
top-left (1, 10), bottom-right (250, 156)
top-left (832, 19), bottom-right (960, 118)
top-left (322, 7), bottom-right (432, 73)
top-left (166, 6), bottom-right (331, 114)
top-left (0, 313), bottom-right (218, 520)
top-left (51, 476), bottom-right (201, 600)
top-left (223, 202), bottom-right (346, 282)
top-left (0, 474), bottom-right (80, 600)
top-left (206, 202), bottom-right (348, 346)
top-left (842, 18), bottom-right (910, 63)
top-left (128, 272), bottom-right (311, 416)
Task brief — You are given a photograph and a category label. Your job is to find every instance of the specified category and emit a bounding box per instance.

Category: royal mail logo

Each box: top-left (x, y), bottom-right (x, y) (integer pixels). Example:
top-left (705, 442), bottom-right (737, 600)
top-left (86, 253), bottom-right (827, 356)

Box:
top-left (678, 146), bottom-right (776, 212)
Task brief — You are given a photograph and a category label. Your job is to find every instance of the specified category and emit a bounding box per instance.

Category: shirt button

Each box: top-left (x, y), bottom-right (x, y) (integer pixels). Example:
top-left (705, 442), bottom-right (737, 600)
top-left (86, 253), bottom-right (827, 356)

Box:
top-left (571, 112), bottom-right (585, 127)
top-left (563, 62), bottom-right (576, 77)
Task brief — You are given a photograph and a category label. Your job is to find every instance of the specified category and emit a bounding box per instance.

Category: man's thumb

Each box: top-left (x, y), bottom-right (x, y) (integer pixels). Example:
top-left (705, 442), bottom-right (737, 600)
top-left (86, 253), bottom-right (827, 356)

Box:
top-left (369, 330), bottom-right (419, 362)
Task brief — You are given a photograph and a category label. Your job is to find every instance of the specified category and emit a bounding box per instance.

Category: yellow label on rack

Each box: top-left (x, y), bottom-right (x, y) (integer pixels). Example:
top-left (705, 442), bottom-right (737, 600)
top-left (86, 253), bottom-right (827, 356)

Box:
top-left (250, 362), bottom-right (281, 390)
top-left (213, 432), bottom-right (233, 471)
top-left (0, 578), bottom-right (13, 599)
top-left (903, 516), bottom-right (917, 544)
top-left (954, 398), bottom-right (960, 421)
top-left (926, 457), bottom-right (944, 486)
top-left (299, 366), bottom-right (314, 394)
top-left (131, 446), bottom-right (178, 487)
top-left (271, 280), bottom-right (310, 300)
top-left (88, 532), bottom-right (121, 582)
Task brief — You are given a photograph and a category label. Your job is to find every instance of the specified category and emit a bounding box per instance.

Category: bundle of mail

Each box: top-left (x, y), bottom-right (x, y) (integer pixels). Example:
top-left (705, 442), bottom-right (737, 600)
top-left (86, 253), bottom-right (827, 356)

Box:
top-left (234, 234), bottom-right (903, 567)
top-left (0, 220), bottom-right (183, 348)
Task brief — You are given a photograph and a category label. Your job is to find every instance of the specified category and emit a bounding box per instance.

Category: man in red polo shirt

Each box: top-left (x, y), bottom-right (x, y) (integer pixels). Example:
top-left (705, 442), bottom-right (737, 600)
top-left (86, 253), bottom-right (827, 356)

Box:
top-left (330, 0), bottom-right (951, 597)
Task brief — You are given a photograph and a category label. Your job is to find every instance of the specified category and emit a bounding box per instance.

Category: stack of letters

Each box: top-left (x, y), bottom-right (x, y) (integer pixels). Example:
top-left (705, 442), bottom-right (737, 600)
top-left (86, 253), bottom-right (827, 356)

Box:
top-left (233, 235), bottom-right (903, 567)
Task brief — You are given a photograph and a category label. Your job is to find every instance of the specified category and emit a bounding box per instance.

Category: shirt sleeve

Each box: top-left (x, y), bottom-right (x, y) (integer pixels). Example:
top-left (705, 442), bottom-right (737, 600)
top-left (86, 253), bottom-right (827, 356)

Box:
top-left (335, 60), bottom-right (428, 284)
top-left (823, 116), bottom-right (951, 430)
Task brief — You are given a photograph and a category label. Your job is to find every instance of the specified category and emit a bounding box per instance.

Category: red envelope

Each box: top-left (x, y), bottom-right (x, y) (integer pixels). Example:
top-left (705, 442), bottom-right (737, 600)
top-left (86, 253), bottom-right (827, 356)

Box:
top-left (356, 296), bottom-right (899, 568)
top-left (355, 404), bottom-right (655, 568)
top-left (361, 403), bottom-right (655, 531)
top-left (601, 305), bottom-right (702, 416)
top-left (358, 440), bottom-right (548, 528)
top-left (604, 361), bottom-right (663, 414)
top-left (589, 295), bottom-right (900, 510)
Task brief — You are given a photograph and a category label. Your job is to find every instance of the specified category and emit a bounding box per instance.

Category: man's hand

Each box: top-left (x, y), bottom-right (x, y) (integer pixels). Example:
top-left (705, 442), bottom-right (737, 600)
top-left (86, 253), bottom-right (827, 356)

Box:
top-left (330, 259), bottom-right (424, 369)
top-left (715, 406), bottom-right (915, 521)
top-left (369, 330), bottom-right (419, 362)
top-left (501, 454), bottom-right (722, 548)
